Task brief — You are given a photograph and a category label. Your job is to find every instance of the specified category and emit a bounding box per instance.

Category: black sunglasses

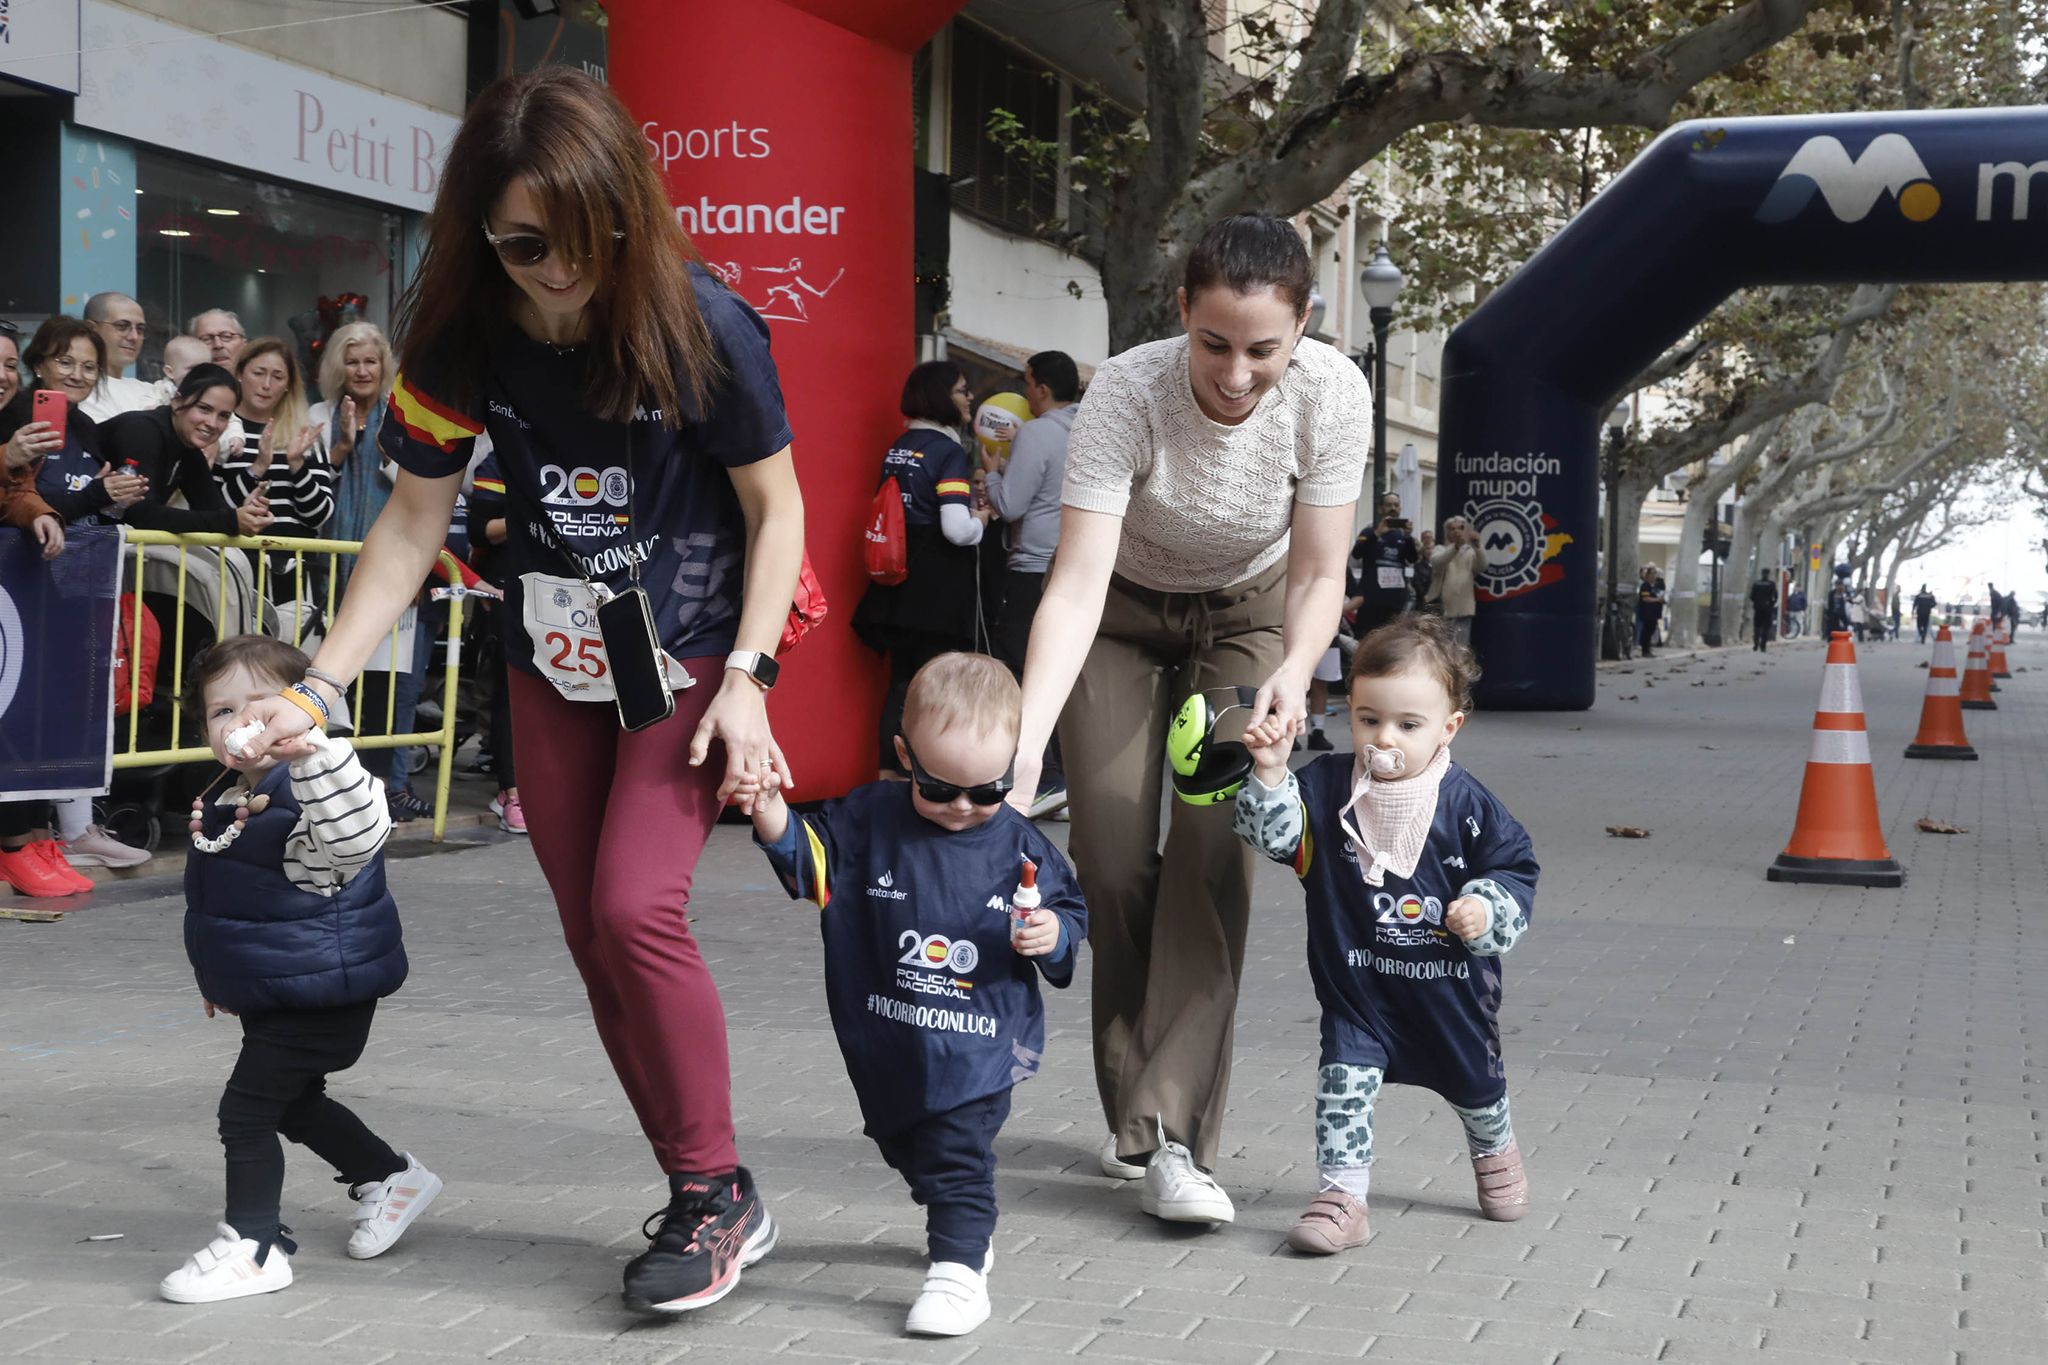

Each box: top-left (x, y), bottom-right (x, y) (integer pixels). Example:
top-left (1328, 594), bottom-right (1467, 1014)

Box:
top-left (481, 221), bottom-right (625, 268)
top-left (0, 320), bottom-right (18, 338)
top-left (902, 741), bottom-right (1015, 806)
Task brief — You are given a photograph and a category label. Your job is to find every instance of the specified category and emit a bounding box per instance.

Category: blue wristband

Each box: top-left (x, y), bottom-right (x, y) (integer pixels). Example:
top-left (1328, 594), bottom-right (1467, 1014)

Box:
top-left (288, 681), bottom-right (330, 722)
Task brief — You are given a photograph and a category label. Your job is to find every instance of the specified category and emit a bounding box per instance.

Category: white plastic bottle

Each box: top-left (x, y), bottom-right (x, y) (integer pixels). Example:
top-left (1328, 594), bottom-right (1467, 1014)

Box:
top-left (1010, 856), bottom-right (1039, 939)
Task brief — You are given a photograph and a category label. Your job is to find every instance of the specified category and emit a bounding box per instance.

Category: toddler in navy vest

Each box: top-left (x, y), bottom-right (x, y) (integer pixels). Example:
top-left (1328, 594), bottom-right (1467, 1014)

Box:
top-left (747, 652), bottom-right (1086, 1337)
top-left (1234, 614), bottom-right (1539, 1254)
top-left (158, 636), bottom-right (440, 1304)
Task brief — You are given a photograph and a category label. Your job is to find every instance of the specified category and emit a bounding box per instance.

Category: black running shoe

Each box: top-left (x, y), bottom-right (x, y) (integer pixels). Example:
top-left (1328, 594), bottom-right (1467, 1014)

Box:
top-left (622, 1167), bottom-right (777, 1315)
top-left (1306, 728), bottom-right (1335, 750)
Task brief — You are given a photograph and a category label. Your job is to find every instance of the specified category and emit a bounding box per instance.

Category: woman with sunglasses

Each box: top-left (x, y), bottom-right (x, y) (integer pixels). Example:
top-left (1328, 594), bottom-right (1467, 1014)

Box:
top-left (232, 67), bottom-right (805, 1316)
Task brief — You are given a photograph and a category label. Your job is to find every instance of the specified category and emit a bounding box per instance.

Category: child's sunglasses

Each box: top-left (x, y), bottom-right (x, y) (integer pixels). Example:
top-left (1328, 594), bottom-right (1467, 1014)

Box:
top-left (902, 741), bottom-right (1015, 806)
top-left (481, 221), bottom-right (625, 268)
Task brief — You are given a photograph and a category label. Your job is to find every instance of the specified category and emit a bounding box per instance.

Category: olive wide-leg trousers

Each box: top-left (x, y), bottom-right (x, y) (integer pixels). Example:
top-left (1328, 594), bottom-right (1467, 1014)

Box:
top-left (1060, 561), bottom-right (1285, 1172)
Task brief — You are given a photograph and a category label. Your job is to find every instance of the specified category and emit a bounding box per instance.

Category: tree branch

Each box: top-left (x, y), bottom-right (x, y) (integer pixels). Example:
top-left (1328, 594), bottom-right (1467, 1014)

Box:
top-left (1218, 0), bottom-right (1822, 217)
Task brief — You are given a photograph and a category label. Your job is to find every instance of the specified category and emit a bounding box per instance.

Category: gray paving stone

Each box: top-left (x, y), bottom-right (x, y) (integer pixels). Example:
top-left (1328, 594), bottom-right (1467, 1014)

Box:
top-left (6, 633), bottom-right (2048, 1362)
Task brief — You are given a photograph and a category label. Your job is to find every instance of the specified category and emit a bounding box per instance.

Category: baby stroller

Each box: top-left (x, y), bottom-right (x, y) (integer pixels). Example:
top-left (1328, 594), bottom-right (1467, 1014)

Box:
top-left (100, 541), bottom-right (304, 853)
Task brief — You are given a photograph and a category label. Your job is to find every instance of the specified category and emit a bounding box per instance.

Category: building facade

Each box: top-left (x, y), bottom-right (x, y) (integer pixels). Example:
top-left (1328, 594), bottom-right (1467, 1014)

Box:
top-left (0, 1), bottom-right (597, 381)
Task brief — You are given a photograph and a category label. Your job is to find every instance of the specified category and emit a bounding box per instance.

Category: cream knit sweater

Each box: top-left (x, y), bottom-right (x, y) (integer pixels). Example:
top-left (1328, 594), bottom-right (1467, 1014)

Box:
top-left (1061, 334), bottom-right (1372, 592)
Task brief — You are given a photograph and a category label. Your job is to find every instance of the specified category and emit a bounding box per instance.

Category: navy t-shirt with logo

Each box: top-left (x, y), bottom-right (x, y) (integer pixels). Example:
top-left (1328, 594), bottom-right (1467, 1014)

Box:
top-left (755, 781), bottom-right (1087, 1135)
top-left (880, 426), bottom-right (973, 528)
top-left (379, 264), bottom-right (793, 675)
top-left (1287, 755), bottom-right (1539, 1109)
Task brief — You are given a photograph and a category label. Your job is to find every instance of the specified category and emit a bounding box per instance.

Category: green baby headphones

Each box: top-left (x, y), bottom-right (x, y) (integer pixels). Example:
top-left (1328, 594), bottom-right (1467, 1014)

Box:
top-left (1167, 685), bottom-right (1263, 806)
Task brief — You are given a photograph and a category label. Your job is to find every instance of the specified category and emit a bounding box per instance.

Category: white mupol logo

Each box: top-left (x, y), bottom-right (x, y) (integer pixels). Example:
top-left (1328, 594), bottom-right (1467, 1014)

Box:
top-left (1754, 134), bottom-right (1941, 223)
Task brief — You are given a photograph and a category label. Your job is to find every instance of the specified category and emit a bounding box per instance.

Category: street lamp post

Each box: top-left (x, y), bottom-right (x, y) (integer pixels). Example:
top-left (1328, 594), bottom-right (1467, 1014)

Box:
top-left (1599, 399), bottom-right (1632, 661)
top-left (1358, 243), bottom-right (1404, 504)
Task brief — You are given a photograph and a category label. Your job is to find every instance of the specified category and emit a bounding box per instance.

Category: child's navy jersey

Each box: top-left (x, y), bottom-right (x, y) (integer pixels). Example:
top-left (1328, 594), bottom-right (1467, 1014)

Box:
top-left (1289, 755), bottom-right (1538, 1108)
top-left (757, 782), bottom-right (1087, 1133)
top-left (879, 426), bottom-right (973, 528)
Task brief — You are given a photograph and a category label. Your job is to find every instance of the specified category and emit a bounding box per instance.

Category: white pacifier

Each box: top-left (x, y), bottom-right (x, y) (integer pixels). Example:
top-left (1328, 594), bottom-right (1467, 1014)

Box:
top-left (1361, 744), bottom-right (1406, 777)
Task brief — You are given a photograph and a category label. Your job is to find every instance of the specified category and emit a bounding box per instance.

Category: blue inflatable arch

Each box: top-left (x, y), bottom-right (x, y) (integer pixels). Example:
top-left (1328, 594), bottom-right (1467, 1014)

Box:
top-left (1439, 107), bottom-right (2048, 709)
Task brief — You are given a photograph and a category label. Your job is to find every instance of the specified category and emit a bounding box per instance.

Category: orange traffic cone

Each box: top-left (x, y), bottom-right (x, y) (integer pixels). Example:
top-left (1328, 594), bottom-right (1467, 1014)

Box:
top-left (1959, 624), bottom-right (1997, 711)
top-left (1767, 632), bottom-right (1904, 888)
top-left (1904, 625), bottom-right (1976, 760)
top-left (1989, 624), bottom-right (2012, 680)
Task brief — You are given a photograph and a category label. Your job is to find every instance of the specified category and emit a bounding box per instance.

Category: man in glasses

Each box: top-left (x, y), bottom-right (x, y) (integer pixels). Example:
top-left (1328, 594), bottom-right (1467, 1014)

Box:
top-left (82, 292), bottom-right (162, 423)
top-left (746, 652), bottom-right (1087, 1337)
top-left (190, 309), bottom-right (248, 366)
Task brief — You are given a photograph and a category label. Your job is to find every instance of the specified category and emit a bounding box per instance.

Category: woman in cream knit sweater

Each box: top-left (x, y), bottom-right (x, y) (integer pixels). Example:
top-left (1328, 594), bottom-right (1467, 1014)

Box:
top-left (1007, 214), bottom-right (1371, 1225)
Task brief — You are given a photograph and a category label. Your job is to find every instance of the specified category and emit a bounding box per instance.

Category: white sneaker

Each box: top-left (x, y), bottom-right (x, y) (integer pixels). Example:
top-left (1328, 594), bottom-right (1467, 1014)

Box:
top-left (905, 1258), bottom-right (991, 1336)
top-left (62, 825), bottom-right (151, 868)
top-left (346, 1153), bottom-right (443, 1259)
top-left (159, 1224), bottom-right (293, 1303)
top-left (1100, 1133), bottom-right (1145, 1180)
top-left (1138, 1117), bottom-right (1234, 1224)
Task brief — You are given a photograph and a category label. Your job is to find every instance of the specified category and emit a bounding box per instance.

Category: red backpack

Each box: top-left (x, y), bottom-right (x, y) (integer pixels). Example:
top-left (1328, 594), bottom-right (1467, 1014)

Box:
top-left (864, 476), bottom-right (907, 586)
top-left (111, 592), bottom-right (160, 714)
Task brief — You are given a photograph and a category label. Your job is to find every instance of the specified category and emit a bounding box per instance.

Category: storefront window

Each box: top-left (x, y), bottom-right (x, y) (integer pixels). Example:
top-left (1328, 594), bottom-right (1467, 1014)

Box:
top-left (132, 150), bottom-right (405, 383)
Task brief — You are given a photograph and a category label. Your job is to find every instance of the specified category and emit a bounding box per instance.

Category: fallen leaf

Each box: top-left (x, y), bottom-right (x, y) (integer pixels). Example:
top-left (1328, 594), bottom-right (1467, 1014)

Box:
top-left (1782, 936), bottom-right (1795, 946)
top-left (1915, 817), bottom-right (1968, 834)
top-left (1568, 726), bottom-right (1582, 731)
top-left (1692, 680), bottom-right (1707, 687)
top-left (1917, 661), bottom-right (1930, 669)
top-left (1617, 694), bottom-right (1639, 701)
top-left (1606, 825), bottom-right (1651, 838)
top-left (1700, 744), bottom-right (1719, 750)
top-left (1534, 753), bottom-right (1560, 759)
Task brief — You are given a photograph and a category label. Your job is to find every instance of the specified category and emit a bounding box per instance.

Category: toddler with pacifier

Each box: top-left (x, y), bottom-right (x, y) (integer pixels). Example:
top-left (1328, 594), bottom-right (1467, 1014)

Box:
top-left (1233, 614), bottom-right (1538, 1252)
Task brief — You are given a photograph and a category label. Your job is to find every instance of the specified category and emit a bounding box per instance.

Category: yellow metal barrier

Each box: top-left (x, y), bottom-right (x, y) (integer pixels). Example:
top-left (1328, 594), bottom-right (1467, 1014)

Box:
top-left (112, 528), bottom-right (467, 844)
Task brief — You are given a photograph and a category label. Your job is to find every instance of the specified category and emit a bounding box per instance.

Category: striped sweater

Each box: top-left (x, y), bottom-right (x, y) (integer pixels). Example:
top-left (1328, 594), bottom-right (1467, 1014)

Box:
top-left (207, 733), bottom-right (390, 896)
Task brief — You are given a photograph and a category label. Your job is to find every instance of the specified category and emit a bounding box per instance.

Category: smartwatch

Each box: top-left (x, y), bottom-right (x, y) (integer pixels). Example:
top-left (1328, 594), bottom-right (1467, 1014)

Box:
top-left (725, 649), bottom-right (780, 691)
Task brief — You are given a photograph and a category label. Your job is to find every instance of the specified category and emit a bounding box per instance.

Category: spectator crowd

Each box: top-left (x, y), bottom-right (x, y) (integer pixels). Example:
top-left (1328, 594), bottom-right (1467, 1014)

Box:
top-left (0, 294), bottom-right (479, 898)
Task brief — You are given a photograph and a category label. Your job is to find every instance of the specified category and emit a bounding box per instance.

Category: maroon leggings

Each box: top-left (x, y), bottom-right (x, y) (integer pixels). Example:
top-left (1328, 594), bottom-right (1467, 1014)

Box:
top-left (509, 664), bottom-right (737, 1175)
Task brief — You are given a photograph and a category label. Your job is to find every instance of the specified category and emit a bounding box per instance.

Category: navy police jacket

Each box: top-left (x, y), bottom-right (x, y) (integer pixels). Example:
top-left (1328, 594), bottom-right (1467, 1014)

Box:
top-left (184, 760), bottom-right (406, 1015)
top-left (1281, 756), bottom-right (1537, 1108)
top-left (757, 782), bottom-right (1086, 1134)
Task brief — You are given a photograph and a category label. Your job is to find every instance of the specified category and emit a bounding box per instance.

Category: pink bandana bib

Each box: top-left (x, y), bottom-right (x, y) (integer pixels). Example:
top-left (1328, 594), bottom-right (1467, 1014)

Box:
top-left (1338, 744), bottom-right (1452, 887)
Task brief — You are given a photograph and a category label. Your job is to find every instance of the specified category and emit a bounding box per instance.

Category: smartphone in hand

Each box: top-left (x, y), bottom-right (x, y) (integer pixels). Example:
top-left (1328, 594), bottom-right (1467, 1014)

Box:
top-left (32, 390), bottom-right (66, 446)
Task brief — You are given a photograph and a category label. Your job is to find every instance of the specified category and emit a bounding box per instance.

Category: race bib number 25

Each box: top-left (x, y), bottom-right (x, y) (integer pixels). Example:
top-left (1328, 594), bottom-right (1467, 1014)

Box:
top-left (519, 572), bottom-right (691, 702)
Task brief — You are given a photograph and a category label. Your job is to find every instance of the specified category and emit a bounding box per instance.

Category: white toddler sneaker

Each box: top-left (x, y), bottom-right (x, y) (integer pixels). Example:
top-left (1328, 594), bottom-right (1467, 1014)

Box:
top-left (1138, 1116), bottom-right (1235, 1224)
top-left (159, 1224), bottom-right (293, 1303)
top-left (905, 1248), bottom-right (993, 1336)
top-left (346, 1153), bottom-right (443, 1259)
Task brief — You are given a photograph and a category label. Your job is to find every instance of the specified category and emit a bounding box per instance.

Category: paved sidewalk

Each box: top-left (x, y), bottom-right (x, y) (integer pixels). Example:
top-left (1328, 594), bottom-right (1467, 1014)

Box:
top-left (3, 630), bottom-right (2043, 1364)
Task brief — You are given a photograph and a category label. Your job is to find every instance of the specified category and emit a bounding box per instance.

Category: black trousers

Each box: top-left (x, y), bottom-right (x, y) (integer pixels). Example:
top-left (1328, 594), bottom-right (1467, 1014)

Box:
top-left (1753, 615), bottom-right (1770, 651)
top-left (994, 569), bottom-right (1062, 787)
top-left (219, 1000), bottom-right (404, 1255)
top-left (870, 1088), bottom-right (1012, 1267)
top-left (0, 801), bottom-right (48, 839)
top-left (487, 642), bottom-right (518, 790)
top-left (876, 628), bottom-right (966, 774)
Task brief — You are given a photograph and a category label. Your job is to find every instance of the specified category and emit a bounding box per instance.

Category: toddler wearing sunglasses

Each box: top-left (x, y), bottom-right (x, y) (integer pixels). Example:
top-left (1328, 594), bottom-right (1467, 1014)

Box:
top-left (749, 652), bottom-right (1086, 1338)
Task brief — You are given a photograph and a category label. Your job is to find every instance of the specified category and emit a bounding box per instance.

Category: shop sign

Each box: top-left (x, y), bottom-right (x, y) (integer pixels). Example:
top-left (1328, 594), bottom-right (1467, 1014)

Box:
top-left (72, 0), bottom-right (458, 212)
top-left (0, 0), bottom-right (81, 94)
